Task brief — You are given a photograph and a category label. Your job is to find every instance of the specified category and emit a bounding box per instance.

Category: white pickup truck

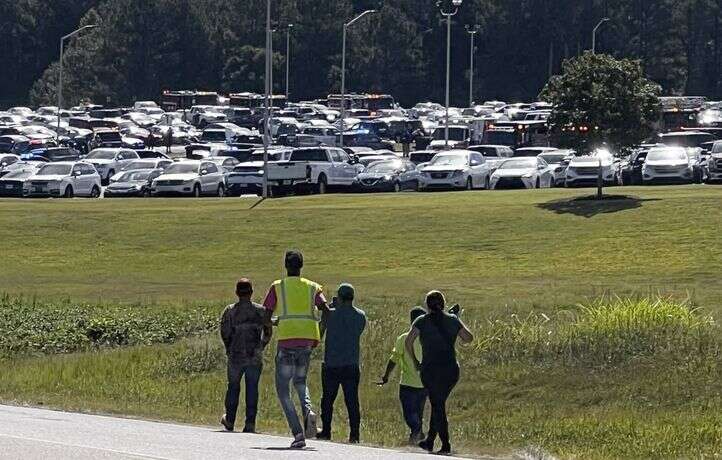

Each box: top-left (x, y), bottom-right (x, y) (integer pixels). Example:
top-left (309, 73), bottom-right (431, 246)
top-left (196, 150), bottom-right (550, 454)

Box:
top-left (266, 147), bottom-right (362, 194)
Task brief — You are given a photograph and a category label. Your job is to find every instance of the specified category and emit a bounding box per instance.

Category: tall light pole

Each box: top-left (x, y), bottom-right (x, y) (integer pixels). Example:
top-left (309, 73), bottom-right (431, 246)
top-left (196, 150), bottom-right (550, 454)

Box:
top-left (57, 24), bottom-right (98, 138)
top-left (439, 0), bottom-right (463, 149)
top-left (466, 24), bottom-right (479, 108)
top-left (286, 24), bottom-right (293, 101)
top-left (340, 9), bottom-right (376, 148)
top-left (262, 0), bottom-right (272, 198)
top-left (592, 18), bottom-right (609, 54)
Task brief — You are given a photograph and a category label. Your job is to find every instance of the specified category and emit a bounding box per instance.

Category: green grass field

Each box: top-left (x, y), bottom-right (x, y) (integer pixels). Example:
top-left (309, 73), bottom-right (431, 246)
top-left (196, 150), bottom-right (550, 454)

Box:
top-left (1, 186), bottom-right (721, 458)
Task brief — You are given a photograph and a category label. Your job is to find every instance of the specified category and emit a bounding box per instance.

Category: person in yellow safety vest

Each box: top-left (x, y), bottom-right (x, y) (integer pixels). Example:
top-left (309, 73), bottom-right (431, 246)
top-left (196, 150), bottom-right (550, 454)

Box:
top-left (262, 250), bottom-right (329, 450)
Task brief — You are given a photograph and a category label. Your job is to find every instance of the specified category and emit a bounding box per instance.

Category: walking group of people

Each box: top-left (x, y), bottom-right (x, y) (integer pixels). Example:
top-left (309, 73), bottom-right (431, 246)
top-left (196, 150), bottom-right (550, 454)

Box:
top-left (220, 250), bottom-right (473, 454)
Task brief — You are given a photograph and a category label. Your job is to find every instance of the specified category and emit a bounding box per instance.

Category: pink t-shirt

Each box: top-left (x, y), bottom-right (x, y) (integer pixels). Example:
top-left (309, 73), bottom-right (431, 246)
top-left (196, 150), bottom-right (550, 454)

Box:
top-left (264, 283), bottom-right (326, 349)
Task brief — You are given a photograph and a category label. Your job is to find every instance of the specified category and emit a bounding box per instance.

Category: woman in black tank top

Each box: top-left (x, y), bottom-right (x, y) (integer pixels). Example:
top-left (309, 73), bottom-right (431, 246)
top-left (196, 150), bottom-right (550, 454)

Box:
top-left (405, 291), bottom-right (474, 455)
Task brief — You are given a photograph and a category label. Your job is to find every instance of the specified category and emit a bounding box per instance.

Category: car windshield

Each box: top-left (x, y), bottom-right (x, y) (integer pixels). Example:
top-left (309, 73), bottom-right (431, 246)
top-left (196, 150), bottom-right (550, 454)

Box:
top-left (515, 149), bottom-right (543, 157)
top-left (164, 163), bottom-right (198, 174)
top-left (98, 132), bottom-right (121, 140)
top-left (499, 158), bottom-right (536, 169)
top-left (86, 150), bottom-right (116, 160)
top-left (539, 154), bottom-right (567, 163)
top-left (429, 154), bottom-right (467, 167)
top-left (646, 149), bottom-right (688, 161)
top-left (366, 161), bottom-right (401, 173)
top-left (37, 164), bottom-right (72, 176)
top-left (118, 171), bottom-right (151, 181)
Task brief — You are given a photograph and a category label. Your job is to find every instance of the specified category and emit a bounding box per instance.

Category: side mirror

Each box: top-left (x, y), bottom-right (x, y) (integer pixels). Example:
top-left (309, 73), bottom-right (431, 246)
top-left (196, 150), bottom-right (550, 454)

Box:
top-left (200, 169), bottom-right (208, 176)
top-left (73, 170), bottom-right (82, 176)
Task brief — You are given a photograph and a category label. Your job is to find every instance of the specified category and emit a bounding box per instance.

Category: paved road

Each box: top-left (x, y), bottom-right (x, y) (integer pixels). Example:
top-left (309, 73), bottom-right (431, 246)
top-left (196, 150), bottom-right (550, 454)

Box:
top-left (0, 405), bottom-right (461, 460)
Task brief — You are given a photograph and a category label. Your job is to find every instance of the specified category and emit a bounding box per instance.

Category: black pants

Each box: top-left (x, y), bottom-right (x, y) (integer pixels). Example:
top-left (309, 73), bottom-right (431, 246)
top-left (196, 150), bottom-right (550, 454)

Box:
top-left (399, 385), bottom-right (427, 436)
top-left (225, 361), bottom-right (262, 429)
top-left (421, 363), bottom-right (459, 448)
top-left (320, 364), bottom-right (361, 439)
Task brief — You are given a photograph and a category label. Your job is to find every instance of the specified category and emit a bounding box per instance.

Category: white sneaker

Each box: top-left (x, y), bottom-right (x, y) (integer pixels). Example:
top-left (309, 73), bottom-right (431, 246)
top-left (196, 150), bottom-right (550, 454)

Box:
top-left (304, 410), bottom-right (317, 439)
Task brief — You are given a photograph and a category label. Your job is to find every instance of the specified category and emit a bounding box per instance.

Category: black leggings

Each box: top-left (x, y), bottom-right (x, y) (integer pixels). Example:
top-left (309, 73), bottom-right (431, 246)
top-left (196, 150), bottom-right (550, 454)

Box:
top-left (421, 363), bottom-right (460, 447)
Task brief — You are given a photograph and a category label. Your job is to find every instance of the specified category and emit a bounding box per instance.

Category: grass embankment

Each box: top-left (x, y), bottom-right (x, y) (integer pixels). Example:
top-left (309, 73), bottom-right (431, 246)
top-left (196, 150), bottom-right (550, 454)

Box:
top-left (1, 185), bottom-right (721, 458)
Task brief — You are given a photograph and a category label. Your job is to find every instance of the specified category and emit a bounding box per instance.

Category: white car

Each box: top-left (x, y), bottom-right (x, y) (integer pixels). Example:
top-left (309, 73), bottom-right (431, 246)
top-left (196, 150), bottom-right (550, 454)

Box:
top-left (151, 160), bottom-right (227, 197)
top-left (84, 148), bottom-right (141, 184)
top-left (489, 157), bottom-right (554, 189)
top-left (565, 150), bottom-right (621, 187)
top-left (642, 147), bottom-right (694, 184)
top-left (538, 149), bottom-right (575, 186)
top-left (419, 150), bottom-right (491, 190)
top-left (24, 161), bottom-right (101, 198)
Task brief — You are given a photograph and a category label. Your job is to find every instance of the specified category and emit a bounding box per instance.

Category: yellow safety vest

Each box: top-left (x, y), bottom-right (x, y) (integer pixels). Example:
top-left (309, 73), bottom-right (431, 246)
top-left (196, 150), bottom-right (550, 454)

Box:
top-left (274, 277), bottom-right (321, 342)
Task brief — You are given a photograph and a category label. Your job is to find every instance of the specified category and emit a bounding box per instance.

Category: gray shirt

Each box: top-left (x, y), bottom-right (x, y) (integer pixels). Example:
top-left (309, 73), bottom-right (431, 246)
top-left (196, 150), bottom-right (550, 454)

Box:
top-left (322, 304), bottom-right (366, 368)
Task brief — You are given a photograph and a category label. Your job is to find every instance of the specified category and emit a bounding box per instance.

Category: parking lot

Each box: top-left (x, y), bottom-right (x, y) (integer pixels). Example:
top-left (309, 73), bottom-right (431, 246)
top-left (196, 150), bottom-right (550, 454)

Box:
top-left (2, 93), bottom-right (721, 200)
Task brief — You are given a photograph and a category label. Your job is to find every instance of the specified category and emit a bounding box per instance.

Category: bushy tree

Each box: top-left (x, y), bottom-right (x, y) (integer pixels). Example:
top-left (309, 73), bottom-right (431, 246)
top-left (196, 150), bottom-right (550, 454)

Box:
top-left (539, 52), bottom-right (661, 153)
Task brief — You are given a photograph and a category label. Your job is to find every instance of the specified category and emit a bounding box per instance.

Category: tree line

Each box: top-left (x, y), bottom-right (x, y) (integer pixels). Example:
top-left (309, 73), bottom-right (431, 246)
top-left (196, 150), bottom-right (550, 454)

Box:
top-left (3, 0), bottom-right (722, 108)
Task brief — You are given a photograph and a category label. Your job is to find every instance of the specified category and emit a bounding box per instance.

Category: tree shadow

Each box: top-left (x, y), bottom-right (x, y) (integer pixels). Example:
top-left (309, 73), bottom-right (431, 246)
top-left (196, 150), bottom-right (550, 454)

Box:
top-left (537, 194), bottom-right (660, 218)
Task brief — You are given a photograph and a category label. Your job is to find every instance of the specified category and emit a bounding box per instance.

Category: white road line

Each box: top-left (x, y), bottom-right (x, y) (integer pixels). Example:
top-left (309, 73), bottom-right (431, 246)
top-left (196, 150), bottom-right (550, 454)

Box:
top-left (0, 433), bottom-right (173, 460)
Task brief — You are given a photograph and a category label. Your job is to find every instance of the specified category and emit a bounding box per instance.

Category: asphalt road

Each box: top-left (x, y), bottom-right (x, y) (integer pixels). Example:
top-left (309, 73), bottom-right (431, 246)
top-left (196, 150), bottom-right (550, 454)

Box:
top-left (0, 405), bottom-right (458, 460)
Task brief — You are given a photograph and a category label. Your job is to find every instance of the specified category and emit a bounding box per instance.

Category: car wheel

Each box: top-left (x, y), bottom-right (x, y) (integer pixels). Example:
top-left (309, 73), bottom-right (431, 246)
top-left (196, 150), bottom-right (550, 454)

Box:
top-left (393, 181), bottom-right (401, 193)
top-left (415, 180), bottom-right (422, 192)
top-left (90, 185), bottom-right (101, 198)
top-left (484, 176), bottom-right (491, 190)
top-left (535, 177), bottom-right (541, 189)
top-left (217, 184), bottom-right (225, 198)
top-left (317, 175), bottom-right (327, 194)
top-left (466, 177), bottom-right (473, 190)
top-left (63, 185), bottom-right (74, 198)
top-left (142, 188), bottom-right (151, 198)
top-left (193, 184), bottom-right (201, 197)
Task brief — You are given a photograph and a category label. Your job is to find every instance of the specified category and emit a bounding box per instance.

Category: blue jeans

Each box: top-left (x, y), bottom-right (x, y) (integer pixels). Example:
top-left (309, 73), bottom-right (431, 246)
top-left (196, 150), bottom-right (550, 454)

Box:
top-left (399, 385), bottom-right (427, 436)
top-left (225, 361), bottom-right (262, 428)
top-left (275, 347), bottom-right (313, 436)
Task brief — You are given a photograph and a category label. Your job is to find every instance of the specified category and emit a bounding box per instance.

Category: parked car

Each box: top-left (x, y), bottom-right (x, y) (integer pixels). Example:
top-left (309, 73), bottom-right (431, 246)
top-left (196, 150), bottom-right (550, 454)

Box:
top-left (353, 159), bottom-right (421, 192)
top-left (206, 156), bottom-right (241, 172)
top-left (226, 162), bottom-right (265, 196)
top-left (466, 145), bottom-right (514, 171)
top-left (538, 149), bottom-right (574, 187)
top-left (151, 160), bottom-right (226, 197)
top-left (514, 147), bottom-right (558, 157)
top-left (21, 146), bottom-right (81, 163)
top-left (489, 157), bottom-right (554, 189)
top-left (428, 126), bottom-right (470, 150)
top-left (24, 161), bottom-right (101, 198)
top-left (418, 150), bottom-right (491, 190)
top-left (266, 147), bottom-right (360, 194)
top-left (706, 141), bottom-right (722, 183)
top-left (621, 149), bottom-right (650, 185)
top-left (642, 147), bottom-right (694, 184)
top-left (120, 158), bottom-right (173, 172)
top-left (565, 150), bottom-right (621, 187)
top-left (105, 169), bottom-right (162, 197)
top-left (0, 135), bottom-right (31, 155)
top-left (408, 150), bottom-right (437, 166)
top-left (0, 153), bottom-right (21, 176)
top-left (0, 169), bottom-right (34, 197)
top-left (89, 128), bottom-right (123, 150)
top-left (84, 148), bottom-right (141, 184)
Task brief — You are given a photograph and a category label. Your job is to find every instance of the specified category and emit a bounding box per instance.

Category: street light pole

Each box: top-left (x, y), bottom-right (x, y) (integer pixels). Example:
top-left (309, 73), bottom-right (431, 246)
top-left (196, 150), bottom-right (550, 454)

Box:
top-left (286, 24), bottom-right (293, 101)
top-left (439, 0), bottom-right (463, 149)
top-left (592, 18), bottom-right (609, 54)
top-left (340, 9), bottom-right (376, 148)
top-left (57, 24), bottom-right (98, 139)
top-left (262, 0), bottom-right (271, 198)
top-left (466, 25), bottom-right (479, 107)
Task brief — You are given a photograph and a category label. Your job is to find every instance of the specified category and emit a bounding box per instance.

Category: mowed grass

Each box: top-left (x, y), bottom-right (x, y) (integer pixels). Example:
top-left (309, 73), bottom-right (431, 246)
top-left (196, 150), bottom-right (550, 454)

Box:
top-left (1, 185), bottom-right (722, 458)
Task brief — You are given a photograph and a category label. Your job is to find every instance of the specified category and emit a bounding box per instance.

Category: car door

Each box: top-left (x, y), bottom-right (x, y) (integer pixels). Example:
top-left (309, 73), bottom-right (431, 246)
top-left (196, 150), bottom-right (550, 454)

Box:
top-left (537, 158), bottom-right (552, 187)
top-left (200, 162), bottom-right (215, 193)
top-left (469, 152), bottom-right (488, 188)
top-left (81, 163), bottom-right (98, 194)
top-left (399, 160), bottom-right (420, 189)
top-left (70, 164), bottom-right (88, 195)
top-left (335, 149), bottom-right (358, 185)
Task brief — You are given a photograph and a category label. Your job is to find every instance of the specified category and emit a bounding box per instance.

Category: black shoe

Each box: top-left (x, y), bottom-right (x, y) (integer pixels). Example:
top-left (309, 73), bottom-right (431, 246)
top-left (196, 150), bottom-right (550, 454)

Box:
top-left (418, 439), bottom-right (434, 452)
top-left (316, 430), bottom-right (331, 440)
top-left (437, 444), bottom-right (452, 455)
top-left (349, 436), bottom-right (360, 444)
top-left (220, 414), bottom-right (234, 432)
top-left (242, 424), bottom-right (255, 434)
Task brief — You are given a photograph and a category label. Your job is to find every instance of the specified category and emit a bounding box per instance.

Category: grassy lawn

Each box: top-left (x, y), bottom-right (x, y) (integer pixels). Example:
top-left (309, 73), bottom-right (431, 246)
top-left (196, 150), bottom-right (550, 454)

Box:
top-left (1, 185), bottom-right (721, 458)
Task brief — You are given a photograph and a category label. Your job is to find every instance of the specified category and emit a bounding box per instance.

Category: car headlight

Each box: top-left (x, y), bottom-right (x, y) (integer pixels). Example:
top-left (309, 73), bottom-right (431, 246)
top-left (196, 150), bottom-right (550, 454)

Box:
top-left (382, 175), bottom-right (393, 181)
top-left (257, 170), bottom-right (264, 175)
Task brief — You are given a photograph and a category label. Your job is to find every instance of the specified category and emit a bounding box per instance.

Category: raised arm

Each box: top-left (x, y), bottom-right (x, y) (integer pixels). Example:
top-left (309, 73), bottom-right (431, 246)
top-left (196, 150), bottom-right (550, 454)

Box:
top-left (457, 320), bottom-right (474, 344)
top-left (405, 327), bottom-right (421, 371)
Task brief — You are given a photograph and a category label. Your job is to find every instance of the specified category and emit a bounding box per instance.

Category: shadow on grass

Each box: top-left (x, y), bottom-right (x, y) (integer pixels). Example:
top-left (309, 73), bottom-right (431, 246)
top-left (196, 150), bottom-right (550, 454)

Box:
top-left (537, 194), bottom-right (660, 218)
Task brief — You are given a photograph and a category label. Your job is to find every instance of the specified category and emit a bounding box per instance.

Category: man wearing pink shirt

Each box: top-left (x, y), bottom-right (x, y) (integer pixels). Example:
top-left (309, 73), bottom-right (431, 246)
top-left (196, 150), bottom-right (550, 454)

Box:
top-left (263, 250), bottom-right (329, 449)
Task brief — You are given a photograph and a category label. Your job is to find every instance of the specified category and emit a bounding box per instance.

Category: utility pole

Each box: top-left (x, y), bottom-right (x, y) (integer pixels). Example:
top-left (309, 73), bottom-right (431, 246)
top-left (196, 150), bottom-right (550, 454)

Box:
top-left (285, 24), bottom-right (293, 101)
top-left (57, 24), bottom-right (98, 139)
top-left (592, 18), bottom-right (610, 54)
top-left (262, 0), bottom-right (271, 198)
top-left (466, 25), bottom-right (479, 107)
top-left (439, 0), bottom-right (463, 149)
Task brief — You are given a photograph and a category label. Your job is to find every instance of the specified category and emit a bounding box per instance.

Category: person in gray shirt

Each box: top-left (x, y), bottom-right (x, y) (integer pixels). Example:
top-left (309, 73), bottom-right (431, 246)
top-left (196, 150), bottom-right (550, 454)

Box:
top-left (316, 283), bottom-right (366, 443)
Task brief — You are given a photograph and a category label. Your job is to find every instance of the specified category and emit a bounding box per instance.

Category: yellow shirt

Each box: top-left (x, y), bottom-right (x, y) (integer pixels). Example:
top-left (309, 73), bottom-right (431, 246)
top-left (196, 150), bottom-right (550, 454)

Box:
top-left (390, 332), bottom-right (423, 389)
